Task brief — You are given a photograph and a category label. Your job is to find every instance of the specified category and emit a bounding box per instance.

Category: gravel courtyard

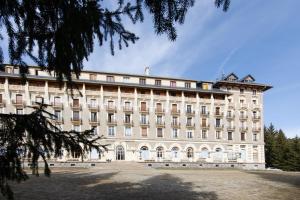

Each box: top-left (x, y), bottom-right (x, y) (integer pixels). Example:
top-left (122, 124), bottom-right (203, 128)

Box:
top-left (6, 163), bottom-right (300, 200)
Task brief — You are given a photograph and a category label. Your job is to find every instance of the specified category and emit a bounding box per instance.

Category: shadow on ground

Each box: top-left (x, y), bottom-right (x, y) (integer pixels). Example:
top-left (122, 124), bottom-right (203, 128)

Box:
top-left (248, 171), bottom-right (300, 187)
top-left (7, 170), bottom-right (218, 200)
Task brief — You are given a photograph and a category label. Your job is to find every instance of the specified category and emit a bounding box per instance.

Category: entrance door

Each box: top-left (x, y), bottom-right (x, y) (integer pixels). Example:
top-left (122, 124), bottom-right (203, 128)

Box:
top-left (116, 145), bottom-right (125, 160)
top-left (140, 146), bottom-right (149, 160)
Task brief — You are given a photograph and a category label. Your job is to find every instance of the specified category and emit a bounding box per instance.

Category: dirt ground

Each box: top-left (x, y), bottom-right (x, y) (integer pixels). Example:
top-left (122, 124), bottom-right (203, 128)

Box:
top-left (4, 163), bottom-right (300, 200)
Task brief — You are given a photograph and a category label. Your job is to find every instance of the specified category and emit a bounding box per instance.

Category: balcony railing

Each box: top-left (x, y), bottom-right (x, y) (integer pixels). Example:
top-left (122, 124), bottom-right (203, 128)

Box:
top-left (186, 123), bottom-right (195, 129)
top-left (89, 119), bottom-right (100, 125)
top-left (140, 120), bottom-right (150, 126)
top-left (214, 112), bottom-right (224, 117)
top-left (123, 120), bottom-right (134, 126)
top-left (71, 118), bottom-right (82, 125)
top-left (156, 121), bottom-right (165, 127)
top-left (240, 103), bottom-right (248, 109)
top-left (123, 106), bottom-right (133, 113)
top-left (239, 127), bottom-right (248, 132)
top-left (139, 107), bottom-right (149, 113)
top-left (12, 100), bottom-right (26, 107)
top-left (239, 115), bottom-right (248, 121)
top-left (227, 126), bottom-right (235, 131)
top-left (51, 102), bottom-right (63, 109)
top-left (106, 105), bottom-right (117, 112)
top-left (52, 117), bottom-right (64, 124)
top-left (171, 109), bottom-right (180, 115)
top-left (200, 111), bottom-right (210, 117)
top-left (88, 104), bottom-right (99, 111)
top-left (252, 115), bottom-right (261, 120)
top-left (201, 124), bottom-right (210, 129)
top-left (171, 122), bottom-right (181, 128)
top-left (226, 114), bottom-right (235, 120)
top-left (252, 127), bottom-right (261, 132)
top-left (70, 103), bottom-right (82, 110)
top-left (215, 124), bottom-right (224, 130)
top-left (186, 110), bottom-right (195, 116)
top-left (107, 119), bottom-right (117, 126)
top-left (155, 108), bottom-right (165, 114)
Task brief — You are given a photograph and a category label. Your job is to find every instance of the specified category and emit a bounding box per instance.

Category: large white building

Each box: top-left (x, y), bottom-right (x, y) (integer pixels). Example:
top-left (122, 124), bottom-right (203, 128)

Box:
top-left (0, 65), bottom-right (272, 169)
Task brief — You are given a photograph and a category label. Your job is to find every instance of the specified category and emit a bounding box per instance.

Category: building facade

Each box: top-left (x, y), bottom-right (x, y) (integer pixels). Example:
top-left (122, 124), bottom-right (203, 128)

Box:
top-left (0, 65), bottom-right (271, 168)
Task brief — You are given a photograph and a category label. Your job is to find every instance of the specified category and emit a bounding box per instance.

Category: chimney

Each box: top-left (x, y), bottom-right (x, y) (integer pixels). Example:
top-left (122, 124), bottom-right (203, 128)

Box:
top-left (144, 67), bottom-right (150, 76)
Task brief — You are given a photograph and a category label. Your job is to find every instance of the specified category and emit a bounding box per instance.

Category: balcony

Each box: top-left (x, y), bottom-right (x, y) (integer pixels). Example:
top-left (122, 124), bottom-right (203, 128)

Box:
top-left (171, 109), bottom-right (180, 115)
top-left (139, 107), bottom-right (149, 113)
top-left (156, 121), bottom-right (165, 128)
top-left (239, 115), bottom-right (248, 121)
top-left (12, 100), bottom-right (26, 108)
top-left (123, 106), bottom-right (133, 113)
top-left (0, 100), bottom-right (6, 107)
top-left (186, 123), bottom-right (195, 129)
top-left (171, 122), bottom-right (181, 128)
top-left (70, 103), bottom-right (82, 110)
top-left (185, 110), bottom-right (195, 116)
top-left (228, 102), bottom-right (235, 108)
top-left (155, 108), bottom-right (165, 114)
top-left (71, 118), bottom-right (82, 125)
top-left (214, 112), bottom-right (224, 118)
top-left (52, 118), bottom-right (64, 125)
top-left (88, 104), bottom-right (99, 111)
top-left (252, 115), bottom-right (261, 121)
top-left (240, 103), bottom-right (248, 110)
top-left (89, 119), bottom-right (100, 125)
top-left (239, 127), bottom-right (248, 132)
top-left (201, 124), bottom-right (210, 130)
top-left (140, 120), bottom-right (150, 127)
top-left (227, 126), bottom-right (235, 131)
top-left (226, 114), bottom-right (235, 120)
top-left (106, 105), bottom-right (117, 113)
top-left (200, 111), bottom-right (210, 118)
top-left (252, 127), bottom-right (261, 132)
top-left (215, 124), bottom-right (224, 130)
top-left (51, 102), bottom-right (63, 110)
top-left (107, 119), bottom-right (117, 126)
top-left (123, 120), bottom-right (134, 126)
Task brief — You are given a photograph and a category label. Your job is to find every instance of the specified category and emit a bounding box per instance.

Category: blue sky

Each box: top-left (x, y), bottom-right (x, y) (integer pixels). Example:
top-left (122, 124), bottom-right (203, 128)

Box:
top-left (1, 0), bottom-right (299, 137)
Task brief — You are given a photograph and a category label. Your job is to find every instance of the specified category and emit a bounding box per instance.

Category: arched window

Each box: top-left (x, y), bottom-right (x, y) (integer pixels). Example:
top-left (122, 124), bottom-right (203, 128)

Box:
top-left (156, 146), bottom-right (164, 158)
top-left (187, 147), bottom-right (194, 158)
top-left (216, 148), bottom-right (222, 152)
top-left (171, 147), bottom-right (179, 158)
top-left (141, 146), bottom-right (148, 151)
top-left (116, 145), bottom-right (125, 160)
top-left (200, 147), bottom-right (209, 158)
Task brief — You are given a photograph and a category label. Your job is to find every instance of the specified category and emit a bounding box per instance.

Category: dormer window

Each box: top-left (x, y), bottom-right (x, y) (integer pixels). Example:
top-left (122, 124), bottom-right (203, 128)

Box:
top-left (123, 76), bottom-right (130, 82)
top-left (185, 82), bottom-right (191, 88)
top-left (155, 80), bottom-right (161, 86)
top-left (139, 78), bottom-right (146, 85)
top-left (90, 74), bottom-right (96, 80)
top-left (252, 90), bottom-right (257, 95)
top-left (5, 67), bottom-right (13, 74)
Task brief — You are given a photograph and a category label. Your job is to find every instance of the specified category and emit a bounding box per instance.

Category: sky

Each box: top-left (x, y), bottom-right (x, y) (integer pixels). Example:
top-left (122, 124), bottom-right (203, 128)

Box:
top-left (1, 0), bottom-right (300, 137)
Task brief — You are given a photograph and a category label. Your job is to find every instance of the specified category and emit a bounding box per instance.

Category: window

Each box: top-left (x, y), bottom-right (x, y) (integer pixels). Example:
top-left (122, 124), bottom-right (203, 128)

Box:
top-left (216, 131), bottom-right (221, 139)
top-left (16, 94), bottom-right (22, 104)
top-left (253, 133), bottom-right (258, 141)
top-left (125, 127), bottom-right (131, 136)
top-left (73, 99), bottom-right (79, 107)
top-left (141, 114), bottom-right (147, 124)
top-left (170, 81), bottom-right (176, 87)
top-left (92, 126), bottom-right (97, 135)
top-left (186, 105), bottom-right (192, 113)
top-left (90, 74), bottom-right (96, 80)
top-left (241, 132), bottom-right (246, 141)
top-left (108, 126), bottom-right (115, 136)
top-left (172, 104), bottom-right (178, 112)
top-left (202, 118), bottom-right (207, 127)
top-left (156, 147), bottom-right (163, 158)
top-left (216, 119), bottom-right (221, 127)
top-left (139, 78), bottom-right (146, 85)
top-left (172, 117), bottom-right (178, 125)
top-left (215, 107), bottom-right (220, 115)
top-left (108, 113), bottom-right (114, 123)
top-left (172, 128), bottom-right (178, 138)
top-left (106, 76), bottom-right (115, 82)
top-left (125, 114), bottom-right (131, 123)
top-left (125, 101), bottom-right (131, 110)
top-left (5, 67), bottom-right (12, 73)
top-left (240, 88), bottom-right (244, 94)
top-left (0, 94), bottom-right (2, 103)
top-left (253, 111), bottom-right (257, 118)
top-left (157, 128), bottom-right (163, 137)
top-left (35, 96), bottom-right (43, 103)
top-left (201, 106), bottom-right (207, 114)
top-left (73, 111), bottom-right (80, 120)
top-left (156, 116), bottom-right (163, 124)
top-left (54, 97), bottom-right (61, 105)
top-left (16, 109), bottom-right (23, 115)
top-left (141, 127), bottom-right (147, 137)
top-left (54, 110), bottom-right (61, 120)
top-left (156, 103), bottom-right (162, 112)
top-left (253, 99), bottom-right (257, 104)
top-left (187, 131), bottom-right (193, 138)
top-left (202, 83), bottom-right (209, 90)
top-left (187, 117), bottom-right (192, 126)
top-left (123, 76), bottom-right (130, 82)
top-left (140, 102), bottom-right (147, 111)
top-left (155, 80), bottom-right (161, 86)
top-left (90, 99), bottom-right (97, 107)
top-left (228, 132), bottom-right (233, 140)
top-left (91, 112), bottom-right (97, 122)
top-left (185, 82), bottom-right (191, 88)
top-left (187, 147), bottom-right (194, 158)
top-left (202, 130), bottom-right (207, 139)
top-left (228, 98), bottom-right (232, 103)
top-left (227, 110), bottom-right (232, 117)
top-left (252, 90), bottom-right (257, 95)
top-left (108, 100), bottom-right (114, 109)
top-left (240, 99), bottom-right (244, 104)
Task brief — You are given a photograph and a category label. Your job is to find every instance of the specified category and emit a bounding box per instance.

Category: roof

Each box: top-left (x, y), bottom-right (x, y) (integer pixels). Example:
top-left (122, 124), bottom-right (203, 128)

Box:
top-left (240, 74), bottom-right (255, 82)
top-left (222, 72), bottom-right (239, 81)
